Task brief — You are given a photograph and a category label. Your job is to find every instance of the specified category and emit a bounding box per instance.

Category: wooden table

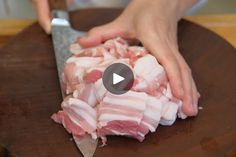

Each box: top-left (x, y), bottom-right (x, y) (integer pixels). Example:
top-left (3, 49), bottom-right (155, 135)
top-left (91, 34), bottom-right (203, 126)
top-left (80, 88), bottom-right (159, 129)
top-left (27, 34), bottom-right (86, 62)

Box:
top-left (0, 14), bottom-right (236, 48)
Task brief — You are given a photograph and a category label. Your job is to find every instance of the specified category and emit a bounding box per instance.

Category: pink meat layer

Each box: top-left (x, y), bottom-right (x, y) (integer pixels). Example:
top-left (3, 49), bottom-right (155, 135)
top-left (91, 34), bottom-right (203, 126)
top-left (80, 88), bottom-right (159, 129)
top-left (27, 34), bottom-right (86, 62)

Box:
top-left (52, 37), bottom-right (191, 146)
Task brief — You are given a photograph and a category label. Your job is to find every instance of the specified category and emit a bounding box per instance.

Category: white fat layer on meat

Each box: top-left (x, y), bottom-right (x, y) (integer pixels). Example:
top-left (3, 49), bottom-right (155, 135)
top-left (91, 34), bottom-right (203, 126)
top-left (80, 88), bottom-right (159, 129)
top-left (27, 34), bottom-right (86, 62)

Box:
top-left (83, 85), bottom-right (97, 107)
top-left (87, 67), bottom-right (105, 73)
top-left (98, 121), bottom-right (107, 127)
top-left (128, 46), bottom-right (146, 54)
top-left (99, 114), bottom-right (141, 124)
top-left (178, 110), bottom-right (187, 119)
top-left (122, 90), bottom-right (147, 99)
top-left (163, 83), bottom-right (173, 99)
top-left (87, 91), bottom-right (97, 107)
top-left (134, 54), bottom-right (161, 77)
top-left (104, 91), bottom-right (148, 110)
top-left (144, 109), bottom-right (161, 122)
top-left (87, 58), bottom-right (114, 73)
top-left (159, 118), bottom-right (176, 126)
top-left (94, 79), bottom-right (107, 101)
top-left (161, 102), bottom-right (178, 119)
top-left (133, 80), bottom-right (148, 91)
top-left (143, 64), bottom-right (163, 80)
top-left (177, 106), bottom-right (187, 119)
top-left (103, 51), bottom-right (116, 60)
top-left (74, 67), bottom-right (85, 81)
top-left (66, 113), bottom-right (83, 128)
top-left (159, 101), bottom-right (178, 126)
top-left (141, 121), bottom-right (156, 132)
top-left (142, 96), bottom-right (163, 131)
top-left (69, 43), bottom-right (82, 54)
top-left (68, 107), bottom-right (97, 130)
top-left (112, 58), bottom-right (130, 66)
top-left (110, 129), bottom-right (128, 136)
top-left (147, 96), bottom-right (163, 110)
top-left (73, 90), bottom-right (79, 98)
top-left (68, 98), bottom-right (96, 117)
top-left (99, 106), bottom-right (142, 117)
top-left (91, 132), bottom-right (98, 139)
top-left (91, 48), bottom-right (97, 55)
top-left (66, 57), bottom-right (103, 68)
top-left (103, 97), bottom-right (146, 111)
top-left (137, 132), bottom-right (145, 137)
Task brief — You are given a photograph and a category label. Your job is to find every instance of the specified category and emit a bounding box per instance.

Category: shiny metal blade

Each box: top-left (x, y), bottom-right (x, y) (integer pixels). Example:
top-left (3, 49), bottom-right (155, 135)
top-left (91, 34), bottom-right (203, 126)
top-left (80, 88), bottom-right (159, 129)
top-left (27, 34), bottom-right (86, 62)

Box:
top-left (51, 10), bottom-right (98, 157)
top-left (51, 10), bottom-right (85, 95)
top-left (74, 135), bottom-right (98, 157)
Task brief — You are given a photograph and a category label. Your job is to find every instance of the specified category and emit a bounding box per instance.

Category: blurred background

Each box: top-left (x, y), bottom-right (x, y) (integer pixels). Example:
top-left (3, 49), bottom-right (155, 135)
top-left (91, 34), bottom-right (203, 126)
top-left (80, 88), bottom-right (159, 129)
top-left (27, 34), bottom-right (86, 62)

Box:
top-left (0, 0), bottom-right (235, 48)
top-left (0, 0), bottom-right (236, 19)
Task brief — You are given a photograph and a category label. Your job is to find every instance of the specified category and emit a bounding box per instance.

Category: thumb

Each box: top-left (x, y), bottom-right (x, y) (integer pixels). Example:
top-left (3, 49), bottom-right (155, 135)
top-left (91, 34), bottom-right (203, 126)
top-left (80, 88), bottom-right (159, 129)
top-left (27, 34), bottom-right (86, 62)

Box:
top-left (79, 22), bottom-right (126, 48)
top-left (32, 0), bottom-right (51, 34)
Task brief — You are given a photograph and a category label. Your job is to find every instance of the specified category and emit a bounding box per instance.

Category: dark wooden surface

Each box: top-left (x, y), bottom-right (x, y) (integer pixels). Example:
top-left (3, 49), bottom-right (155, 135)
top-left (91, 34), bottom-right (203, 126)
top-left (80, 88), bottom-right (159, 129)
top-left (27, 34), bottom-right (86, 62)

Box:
top-left (0, 9), bottom-right (236, 157)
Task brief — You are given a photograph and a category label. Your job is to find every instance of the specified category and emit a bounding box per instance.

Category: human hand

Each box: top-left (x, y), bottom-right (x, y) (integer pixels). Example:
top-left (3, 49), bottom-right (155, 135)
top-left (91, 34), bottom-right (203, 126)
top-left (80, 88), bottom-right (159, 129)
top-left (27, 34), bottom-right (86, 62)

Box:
top-left (32, 0), bottom-right (72, 34)
top-left (79, 0), bottom-right (200, 116)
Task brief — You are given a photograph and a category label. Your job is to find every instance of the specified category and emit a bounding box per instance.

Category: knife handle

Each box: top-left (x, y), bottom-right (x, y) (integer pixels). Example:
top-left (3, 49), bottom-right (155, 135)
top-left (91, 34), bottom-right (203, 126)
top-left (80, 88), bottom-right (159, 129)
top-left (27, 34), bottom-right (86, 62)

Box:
top-left (49, 0), bottom-right (67, 11)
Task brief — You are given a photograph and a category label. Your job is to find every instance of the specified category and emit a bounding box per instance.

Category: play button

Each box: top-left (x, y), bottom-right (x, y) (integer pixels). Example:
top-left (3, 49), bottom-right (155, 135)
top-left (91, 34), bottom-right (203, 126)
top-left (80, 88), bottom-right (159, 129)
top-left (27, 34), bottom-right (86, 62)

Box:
top-left (102, 63), bottom-right (134, 95)
top-left (113, 73), bottom-right (125, 85)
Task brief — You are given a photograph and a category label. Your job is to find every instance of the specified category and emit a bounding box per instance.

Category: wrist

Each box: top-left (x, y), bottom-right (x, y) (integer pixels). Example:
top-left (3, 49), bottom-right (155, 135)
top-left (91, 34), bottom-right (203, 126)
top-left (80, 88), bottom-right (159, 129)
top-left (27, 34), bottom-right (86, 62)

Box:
top-left (178, 0), bottom-right (199, 19)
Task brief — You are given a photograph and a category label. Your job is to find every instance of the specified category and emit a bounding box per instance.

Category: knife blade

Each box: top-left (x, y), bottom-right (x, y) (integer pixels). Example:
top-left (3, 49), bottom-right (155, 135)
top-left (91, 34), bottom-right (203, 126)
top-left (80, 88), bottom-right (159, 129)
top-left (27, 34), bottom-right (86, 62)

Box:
top-left (51, 10), bottom-right (84, 95)
top-left (49, 1), bottom-right (98, 156)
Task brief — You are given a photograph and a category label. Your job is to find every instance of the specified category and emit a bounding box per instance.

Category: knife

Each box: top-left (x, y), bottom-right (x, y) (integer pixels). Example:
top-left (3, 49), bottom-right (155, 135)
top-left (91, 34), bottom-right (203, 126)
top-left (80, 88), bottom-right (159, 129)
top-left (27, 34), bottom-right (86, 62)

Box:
top-left (49, 0), bottom-right (98, 157)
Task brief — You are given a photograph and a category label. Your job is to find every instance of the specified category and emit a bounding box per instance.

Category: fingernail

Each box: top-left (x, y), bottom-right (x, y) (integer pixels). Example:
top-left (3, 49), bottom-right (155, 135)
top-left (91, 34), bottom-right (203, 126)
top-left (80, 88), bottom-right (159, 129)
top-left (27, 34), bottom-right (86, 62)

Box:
top-left (197, 92), bottom-right (201, 98)
top-left (192, 103), bottom-right (198, 114)
top-left (44, 23), bottom-right (51, 34)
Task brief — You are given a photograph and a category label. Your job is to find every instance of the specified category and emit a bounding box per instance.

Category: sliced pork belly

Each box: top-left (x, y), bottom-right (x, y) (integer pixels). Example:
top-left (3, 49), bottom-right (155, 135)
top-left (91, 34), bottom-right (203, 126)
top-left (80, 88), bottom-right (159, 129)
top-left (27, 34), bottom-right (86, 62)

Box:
top-left (84, 70), bottom-right (103, 84)
top-left (104, 37), bottom-right (128, 58)
top-left (53, 97), bottom-right (97, 136)
top-left (161, 83), bottom-right (187, 119)
top-left (63, 57), bottom-right (103, 94)
top-left (97, 120), bottom-right (142, 143)
top-left (97, 91), bottom-right (148, 141)
top-left (94, 78), bottom-right (107, 102)
top-left (66, 56), bottom-right (103, 68)
top-left (52, 37), bottom-right (194, 148)
top-left (133, 54), bottom-right (167, 95)
top-left (73, 84), bottom-right (98, 107)
top-left (98, 91), bottom-right (147, 126)
top-left (141, 95), bottom-right (163, 132)
top-left (127, 46), bottom-right (148, 64)
top-left (159, 101), bottom-right (179, 126)
top-left (70, 43), bottom-right (106, 57)
top-left (134, 96), bottom-right (163, 141)
top-left (51, 111), bottom-right (85, 137)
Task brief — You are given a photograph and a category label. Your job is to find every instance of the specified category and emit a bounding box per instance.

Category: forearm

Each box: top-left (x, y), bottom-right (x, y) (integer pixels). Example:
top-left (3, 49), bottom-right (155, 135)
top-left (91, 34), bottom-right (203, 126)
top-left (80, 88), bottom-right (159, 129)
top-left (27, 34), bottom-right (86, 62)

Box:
top-left (127, 0), bottom-right (199, 21)
top-left (178, 0), bottom-right (199, 19)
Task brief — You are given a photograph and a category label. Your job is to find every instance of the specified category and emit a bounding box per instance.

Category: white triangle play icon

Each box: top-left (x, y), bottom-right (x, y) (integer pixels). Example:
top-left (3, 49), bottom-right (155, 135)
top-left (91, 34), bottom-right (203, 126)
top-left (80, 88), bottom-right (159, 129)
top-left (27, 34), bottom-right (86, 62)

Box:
top-left (113, 73), bottom-right (125, 85)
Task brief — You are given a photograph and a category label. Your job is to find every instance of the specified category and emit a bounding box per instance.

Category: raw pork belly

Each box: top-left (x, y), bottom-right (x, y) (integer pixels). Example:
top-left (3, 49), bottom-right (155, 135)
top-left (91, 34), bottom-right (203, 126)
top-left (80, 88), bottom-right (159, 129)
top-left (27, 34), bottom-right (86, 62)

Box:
top-left (52, 37), bottom-right (190, 144)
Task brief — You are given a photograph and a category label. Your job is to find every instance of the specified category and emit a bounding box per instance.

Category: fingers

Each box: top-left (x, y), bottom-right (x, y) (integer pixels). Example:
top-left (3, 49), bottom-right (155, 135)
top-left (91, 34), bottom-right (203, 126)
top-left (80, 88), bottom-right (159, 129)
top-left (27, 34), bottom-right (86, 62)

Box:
top-left (173, 52), bottom-right (199, 116)
top-left (32, 0), bottom-right (51, 34)
top-left (191, 77), bottom-right (200, 112)
top-left (180, 65), bottom-right (197, 116)
top-left (160, 23), bottom-right (199, 116)
top-left (140, 32), bottom-right (184, 100)
top-left (79, 22), bottom-right (127, 48)
top-left (139, 27), bottom-right (200, 116)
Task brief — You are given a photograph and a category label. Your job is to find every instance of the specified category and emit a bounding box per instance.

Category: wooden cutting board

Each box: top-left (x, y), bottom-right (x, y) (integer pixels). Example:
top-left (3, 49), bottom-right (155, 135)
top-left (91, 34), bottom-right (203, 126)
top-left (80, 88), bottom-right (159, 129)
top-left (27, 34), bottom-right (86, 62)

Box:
top-left (0, 9), bottom-right (236, 157)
